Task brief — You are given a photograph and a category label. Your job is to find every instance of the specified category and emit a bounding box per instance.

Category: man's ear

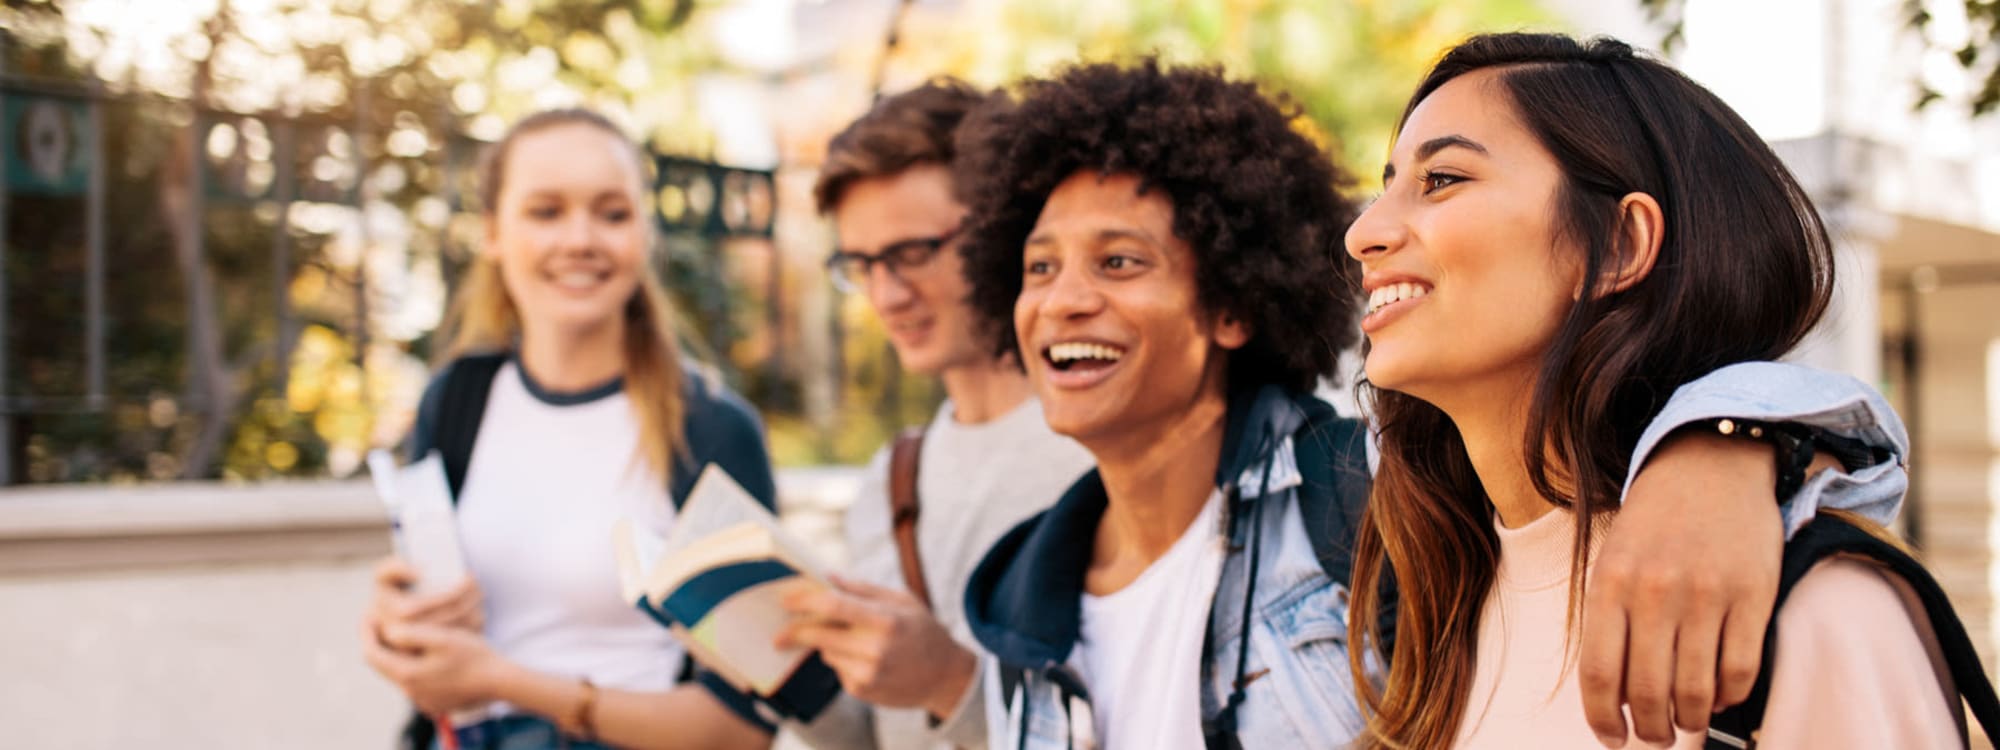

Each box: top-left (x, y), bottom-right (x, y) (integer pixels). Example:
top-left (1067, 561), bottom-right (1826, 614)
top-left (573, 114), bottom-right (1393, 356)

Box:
top-left (1214, 310), bottom-right (1252, 351)
top-left (1598, 192), bottom-right (1664, 297)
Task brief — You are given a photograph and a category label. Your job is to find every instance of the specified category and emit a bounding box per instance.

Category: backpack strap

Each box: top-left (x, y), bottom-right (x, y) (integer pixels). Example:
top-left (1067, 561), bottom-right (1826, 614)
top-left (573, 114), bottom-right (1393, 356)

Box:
top-left (1705, 515), bottom-right (2000, 748)
top-left (1298, 415), bottom-right (1372, 580)
top-left (394, 711), bottom-right (436, 750)
top-left (1295, 414), bottom-right (1397, 656)
top-left (887, 427), bottom-right (933, 610)
top-left (433, 353), bottom-right (507, 502)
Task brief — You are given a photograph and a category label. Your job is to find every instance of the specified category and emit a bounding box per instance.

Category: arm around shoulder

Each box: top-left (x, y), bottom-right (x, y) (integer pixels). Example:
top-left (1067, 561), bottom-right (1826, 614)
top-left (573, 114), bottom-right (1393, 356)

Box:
top-left (1626, 361), bottom-right (1909, 535)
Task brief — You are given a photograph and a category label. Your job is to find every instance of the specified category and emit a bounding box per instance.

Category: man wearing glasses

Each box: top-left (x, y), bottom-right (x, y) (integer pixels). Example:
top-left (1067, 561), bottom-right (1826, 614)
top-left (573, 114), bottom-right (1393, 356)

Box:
top-left (772, 79), bottom-right (1093, 750)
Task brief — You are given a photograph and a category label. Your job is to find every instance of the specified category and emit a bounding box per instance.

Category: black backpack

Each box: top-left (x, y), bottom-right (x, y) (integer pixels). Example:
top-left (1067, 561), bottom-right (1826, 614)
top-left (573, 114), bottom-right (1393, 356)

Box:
top-left (394, 354), bottom-right (506, 750)
top-left (427, 353), bottom-right (509, 499)
top-left (1705, 514), bottom-right (2000, 748)
top-left (1294, 407), bottom-right (1399, 655)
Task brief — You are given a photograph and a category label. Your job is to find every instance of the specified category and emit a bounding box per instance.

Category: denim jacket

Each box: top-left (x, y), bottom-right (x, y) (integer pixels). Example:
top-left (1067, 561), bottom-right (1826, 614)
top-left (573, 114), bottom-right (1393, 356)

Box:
top-left (961, 362), bottom-right (1908, 750)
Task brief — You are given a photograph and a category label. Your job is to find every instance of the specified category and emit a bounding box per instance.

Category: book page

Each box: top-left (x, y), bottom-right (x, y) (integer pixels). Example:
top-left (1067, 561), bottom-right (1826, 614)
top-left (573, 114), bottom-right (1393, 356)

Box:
top-left (645, 522), bottom-right (773, 599)
top-left (660, 464), bottom-right (830, 580)
top-left (681, 576), bottom-right (820, 695)
top-left (670, 621), bottom-right (758, 693)
top-left (612, 518), bottom-right (666, 605)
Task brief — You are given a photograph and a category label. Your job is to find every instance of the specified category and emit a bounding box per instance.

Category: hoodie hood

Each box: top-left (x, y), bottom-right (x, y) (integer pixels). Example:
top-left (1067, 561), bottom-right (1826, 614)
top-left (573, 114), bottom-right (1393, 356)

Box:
top-left (962, 384), bottom-right (1336, 669)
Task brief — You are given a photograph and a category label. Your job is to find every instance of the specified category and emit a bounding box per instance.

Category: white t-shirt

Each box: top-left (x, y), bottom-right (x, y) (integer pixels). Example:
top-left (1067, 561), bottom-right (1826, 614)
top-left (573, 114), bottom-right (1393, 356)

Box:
top-left (1074, 491), bottom-right (1227, 750)
top-left (453, 363), bottom-right (686, 718)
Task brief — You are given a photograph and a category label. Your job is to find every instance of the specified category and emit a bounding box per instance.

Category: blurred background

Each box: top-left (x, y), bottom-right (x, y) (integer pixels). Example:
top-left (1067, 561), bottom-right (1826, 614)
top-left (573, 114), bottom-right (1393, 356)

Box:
top-left (0, 0), bottom-right (1992, 747)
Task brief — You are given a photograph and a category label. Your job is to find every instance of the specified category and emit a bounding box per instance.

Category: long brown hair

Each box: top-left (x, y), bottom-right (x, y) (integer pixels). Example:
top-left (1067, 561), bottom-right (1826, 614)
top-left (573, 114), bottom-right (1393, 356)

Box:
top-left (439, 109), bottom-right (686, 476)
top-left (1345, 33), bottom-right (1837, 748)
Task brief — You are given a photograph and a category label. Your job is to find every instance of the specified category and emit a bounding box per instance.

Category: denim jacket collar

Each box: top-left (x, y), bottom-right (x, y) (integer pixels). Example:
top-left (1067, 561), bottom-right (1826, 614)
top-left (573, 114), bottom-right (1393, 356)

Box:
top-left (962, 384), bottom-right (1314, 671)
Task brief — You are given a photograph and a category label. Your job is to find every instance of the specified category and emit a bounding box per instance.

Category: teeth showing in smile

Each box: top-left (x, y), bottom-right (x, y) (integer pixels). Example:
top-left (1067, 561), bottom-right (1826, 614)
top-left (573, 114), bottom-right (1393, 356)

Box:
top-left (1046, 342), bottom-right (1125, 368)
top-left (1366, 282), bottom-right (1431, 316)
top-left (553, 271), bottom-right (603, 289)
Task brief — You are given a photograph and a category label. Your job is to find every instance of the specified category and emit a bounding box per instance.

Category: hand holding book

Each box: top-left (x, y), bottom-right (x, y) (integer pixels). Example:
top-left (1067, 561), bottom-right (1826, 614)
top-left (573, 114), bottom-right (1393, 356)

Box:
top-left (774, 574), bottom-right (982, 722)
top-left (613, 465), bottom-right (844, 721)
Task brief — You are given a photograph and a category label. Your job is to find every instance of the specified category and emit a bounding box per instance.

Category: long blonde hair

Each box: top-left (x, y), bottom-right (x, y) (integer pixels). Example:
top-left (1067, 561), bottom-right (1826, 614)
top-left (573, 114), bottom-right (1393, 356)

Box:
top-left (439, 109), bottom-right (685, 477)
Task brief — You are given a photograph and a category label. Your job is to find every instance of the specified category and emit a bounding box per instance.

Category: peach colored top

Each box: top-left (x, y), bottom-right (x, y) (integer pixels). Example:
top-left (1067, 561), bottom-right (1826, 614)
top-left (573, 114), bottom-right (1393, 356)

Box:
top-left (1452, 508), bottom-right (1964, 749)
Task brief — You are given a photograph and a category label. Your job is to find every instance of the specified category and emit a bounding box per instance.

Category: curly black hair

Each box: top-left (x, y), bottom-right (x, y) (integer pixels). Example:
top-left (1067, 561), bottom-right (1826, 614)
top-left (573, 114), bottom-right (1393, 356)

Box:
top-left (953, 59), bottom-right (1363, 393)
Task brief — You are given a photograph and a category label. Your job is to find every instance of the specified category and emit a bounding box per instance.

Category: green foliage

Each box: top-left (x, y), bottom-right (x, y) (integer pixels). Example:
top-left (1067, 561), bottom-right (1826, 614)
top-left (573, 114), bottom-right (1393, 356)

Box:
top-left (906, 0), bottom-right (1550, 188)
top-left (3, 0), bottom-right (1562, 479)
top-left (0, 0), bottom-right (734, 481)
top-left (766, 0), bottom-right (1555, 466)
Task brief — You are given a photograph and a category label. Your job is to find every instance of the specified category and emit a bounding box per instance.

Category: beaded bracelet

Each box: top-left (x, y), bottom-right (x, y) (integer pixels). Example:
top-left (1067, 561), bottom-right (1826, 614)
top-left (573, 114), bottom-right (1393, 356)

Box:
top-left (1680, 417), bottom-right (1890, 501)
top-left (1688, 417), bottom-right (1817, 501)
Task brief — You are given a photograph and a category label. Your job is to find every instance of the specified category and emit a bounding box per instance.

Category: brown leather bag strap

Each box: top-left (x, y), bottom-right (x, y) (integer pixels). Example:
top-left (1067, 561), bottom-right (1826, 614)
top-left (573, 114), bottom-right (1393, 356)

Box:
top-left (887, 427), bottom-right (933, 610)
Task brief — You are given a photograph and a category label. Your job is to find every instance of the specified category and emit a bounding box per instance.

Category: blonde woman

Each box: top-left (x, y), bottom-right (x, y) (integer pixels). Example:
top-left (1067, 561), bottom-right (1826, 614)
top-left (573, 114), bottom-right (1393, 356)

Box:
top-left (361, 109), bottom-right (777, 750)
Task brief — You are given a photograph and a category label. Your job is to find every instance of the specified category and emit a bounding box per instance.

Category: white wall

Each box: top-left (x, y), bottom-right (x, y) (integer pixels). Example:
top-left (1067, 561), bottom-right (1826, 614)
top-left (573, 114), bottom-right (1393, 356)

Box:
top-left (0, 469), bottom-right (865, 750)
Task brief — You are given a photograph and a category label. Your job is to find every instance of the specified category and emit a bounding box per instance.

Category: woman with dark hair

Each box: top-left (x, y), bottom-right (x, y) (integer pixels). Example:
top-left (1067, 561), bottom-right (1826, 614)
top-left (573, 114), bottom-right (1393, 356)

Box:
top-left (1344, 33), bottom-right (1969, 747)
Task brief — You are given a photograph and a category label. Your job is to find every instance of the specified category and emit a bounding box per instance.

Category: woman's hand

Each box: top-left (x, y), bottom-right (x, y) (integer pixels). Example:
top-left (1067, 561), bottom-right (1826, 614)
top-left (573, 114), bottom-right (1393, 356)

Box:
top-left (367, 555), bottom-right (486, 635)
top-left (361, 554), bottom-right (495, 713)
top-left (362, 620), bottom-right (511, 716)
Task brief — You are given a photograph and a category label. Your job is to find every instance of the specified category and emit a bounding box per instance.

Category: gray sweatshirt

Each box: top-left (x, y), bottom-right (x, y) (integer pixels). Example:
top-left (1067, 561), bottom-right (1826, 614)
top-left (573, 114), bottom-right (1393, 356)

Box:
top-left (789, 398), bottom-right (1095, 750)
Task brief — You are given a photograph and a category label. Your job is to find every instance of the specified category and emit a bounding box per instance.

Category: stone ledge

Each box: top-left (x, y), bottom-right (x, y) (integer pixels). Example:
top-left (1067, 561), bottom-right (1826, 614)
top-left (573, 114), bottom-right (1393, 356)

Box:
top-left (0, 481), bottom-right (392, 575)
top-left (0, 469), bottom-right (866, 577)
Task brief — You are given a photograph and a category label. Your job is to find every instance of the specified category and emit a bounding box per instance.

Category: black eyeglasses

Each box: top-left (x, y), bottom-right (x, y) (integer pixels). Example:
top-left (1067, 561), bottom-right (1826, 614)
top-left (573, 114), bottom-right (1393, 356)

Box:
top-left (824, 226), bottom-right (960, 294)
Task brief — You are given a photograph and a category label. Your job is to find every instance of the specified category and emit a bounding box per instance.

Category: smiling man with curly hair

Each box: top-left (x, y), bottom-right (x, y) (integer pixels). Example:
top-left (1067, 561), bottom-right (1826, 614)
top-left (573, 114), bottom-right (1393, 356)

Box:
top-left (954, 59), bottom-right (1379, 750)
top-left (954, 60), bottom-right (1364, 394)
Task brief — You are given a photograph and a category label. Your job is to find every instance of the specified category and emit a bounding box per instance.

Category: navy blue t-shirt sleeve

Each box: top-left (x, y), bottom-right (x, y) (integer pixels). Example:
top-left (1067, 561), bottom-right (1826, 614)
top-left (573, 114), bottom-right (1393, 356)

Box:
top-left (671, 371), bottom-right (779, 511)
top-left (696, 670), bottom-right (778, 735)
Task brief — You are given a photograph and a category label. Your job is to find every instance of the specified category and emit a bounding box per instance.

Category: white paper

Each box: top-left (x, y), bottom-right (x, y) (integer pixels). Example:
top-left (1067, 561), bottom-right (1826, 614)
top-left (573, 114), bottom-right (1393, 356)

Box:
top-left (367, 450), bottom-right (469, 596)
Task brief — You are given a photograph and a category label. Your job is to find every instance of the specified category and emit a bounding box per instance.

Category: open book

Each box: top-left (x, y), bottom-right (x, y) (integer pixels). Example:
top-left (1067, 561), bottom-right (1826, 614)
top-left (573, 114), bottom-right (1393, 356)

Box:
top-left (613, 464), bottom-right (842, 721)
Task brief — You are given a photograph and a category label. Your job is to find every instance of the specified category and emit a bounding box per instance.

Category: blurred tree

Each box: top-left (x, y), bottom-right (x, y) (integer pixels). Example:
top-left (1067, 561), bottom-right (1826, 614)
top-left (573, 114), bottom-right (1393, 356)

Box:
top-left (0, 0), bottom-right (746, 481)
top-left (3, 0), bottom-right (1563, 478)
top-left (1640, 0), bottom-right (2000, 115)
top-left (890, 0), bottom-right (1547, 190)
